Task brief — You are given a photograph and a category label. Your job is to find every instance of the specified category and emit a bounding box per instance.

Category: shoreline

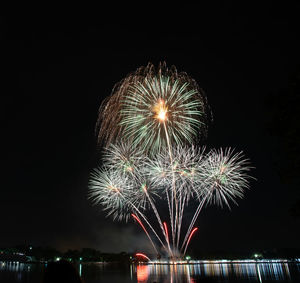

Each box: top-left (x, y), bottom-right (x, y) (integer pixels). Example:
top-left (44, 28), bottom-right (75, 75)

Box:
top-left (1, 258), bottom-right (299, 265)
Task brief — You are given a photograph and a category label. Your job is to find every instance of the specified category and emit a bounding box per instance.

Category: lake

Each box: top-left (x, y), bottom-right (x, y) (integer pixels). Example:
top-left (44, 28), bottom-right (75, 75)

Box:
top-left (1, 260), bottom-right (300, 282)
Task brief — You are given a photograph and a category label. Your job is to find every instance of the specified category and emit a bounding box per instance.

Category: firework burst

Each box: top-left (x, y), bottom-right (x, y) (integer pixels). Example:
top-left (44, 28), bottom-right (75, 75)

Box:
top-left (200, 148), bottom-right (252, 209)
top-left (102, 143), bottom-right (144, 176)
top-left (88, 168), bottom-right (133, 221)
top-left (144, 145), bottom-right (206, 201)
top-left (96, 62), bottom-right (211, 154)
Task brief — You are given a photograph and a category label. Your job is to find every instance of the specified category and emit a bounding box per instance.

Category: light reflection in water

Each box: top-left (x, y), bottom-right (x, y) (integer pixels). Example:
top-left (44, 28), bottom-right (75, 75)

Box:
top-left (0, 260), bottom-right (298, 282)
top-left (137, 265), bottom-right (149, 282)
top-left (257, 264), bottom-right (262, 283)
top-left (79, 263), bottom-right (82, 277)
top-left (130, 263), bottom-right (133, 280)
top-left (0, 261), bottom-right (27, 272)
top-left (0, 261), bottom-right (35, 282)
top-left (135, 261), bottom-right (293, 282)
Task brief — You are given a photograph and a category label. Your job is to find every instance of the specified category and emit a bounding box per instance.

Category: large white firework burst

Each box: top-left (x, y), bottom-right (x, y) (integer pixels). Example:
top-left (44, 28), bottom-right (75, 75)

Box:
top-left (88, 168), bottom-right (133, 221)
top-left (120, 75), bottom-right (205, 153)
top-left (96, 63), bottom-right (211, 155)
top-left (200, 148), bottom-right (252, 209)
top-left (102, 142), bottom-right (144, 176)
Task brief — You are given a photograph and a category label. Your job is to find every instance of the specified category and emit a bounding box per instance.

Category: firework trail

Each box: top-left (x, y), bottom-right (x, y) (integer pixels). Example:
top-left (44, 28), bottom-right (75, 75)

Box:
top-left (183, 227), bottom-right (198, 257)
top-left (132, 213), bottom-right (158, 254)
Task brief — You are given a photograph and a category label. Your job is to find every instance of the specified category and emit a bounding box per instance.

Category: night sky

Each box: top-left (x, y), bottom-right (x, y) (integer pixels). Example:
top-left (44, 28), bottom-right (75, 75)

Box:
top-left (1, 5), bottom-right (300, 255)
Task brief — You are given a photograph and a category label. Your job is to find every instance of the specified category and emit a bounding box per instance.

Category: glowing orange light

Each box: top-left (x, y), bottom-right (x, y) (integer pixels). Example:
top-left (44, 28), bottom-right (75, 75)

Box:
top-left (157, 108), bottom-right (167, 121)
top-left (126, 166), bottom-right (133, 172)
top-left (153, 99), bottom-right (168, 121)
top-left (141, 184), bottom-right (147, 192)
top-left (220, 165), bottom-right (226, 174)
top-left (137, 265), bottom-right (149, 282)
top-left (108, 185), bottom-right (119, 192)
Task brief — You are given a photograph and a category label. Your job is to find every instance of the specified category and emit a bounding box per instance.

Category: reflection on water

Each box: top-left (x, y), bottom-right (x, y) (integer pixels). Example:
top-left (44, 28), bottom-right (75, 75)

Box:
top-left (79, 263), bottom-right (82, 277)
top-left (1, 260), bottom-right (300, 282)
top-left (135, 261), bottom-right (297, 282)
top-left (0, 261), bottom-right (42, 283)
top-left (136, 265), bottom-right (149, 282)
top-left (0, 261), bottom-right (32, 273)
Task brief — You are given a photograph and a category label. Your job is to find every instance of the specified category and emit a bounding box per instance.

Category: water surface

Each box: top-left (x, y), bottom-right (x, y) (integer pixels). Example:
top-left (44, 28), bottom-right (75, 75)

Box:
top-left (1, 260), bottom-right (299, 282)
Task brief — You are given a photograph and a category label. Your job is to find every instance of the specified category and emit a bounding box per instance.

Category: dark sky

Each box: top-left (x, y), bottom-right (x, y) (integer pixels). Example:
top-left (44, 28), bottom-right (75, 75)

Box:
top-left (1, 4), bottom-right (300, 255)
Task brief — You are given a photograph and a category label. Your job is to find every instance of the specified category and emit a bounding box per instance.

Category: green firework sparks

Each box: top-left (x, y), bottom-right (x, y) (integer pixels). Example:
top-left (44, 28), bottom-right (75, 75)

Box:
top-left (96, 62), bottom-right (211, 154)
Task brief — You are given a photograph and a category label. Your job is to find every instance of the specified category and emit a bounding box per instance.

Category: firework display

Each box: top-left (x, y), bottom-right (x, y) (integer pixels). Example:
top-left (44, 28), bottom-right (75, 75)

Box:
top-left (90, 63), bottom-right (252, 259)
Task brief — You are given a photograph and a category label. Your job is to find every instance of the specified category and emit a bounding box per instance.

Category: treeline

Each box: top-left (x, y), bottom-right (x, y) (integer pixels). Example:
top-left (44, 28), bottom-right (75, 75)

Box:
top-left (0, 245), bottom-right (131, 263)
